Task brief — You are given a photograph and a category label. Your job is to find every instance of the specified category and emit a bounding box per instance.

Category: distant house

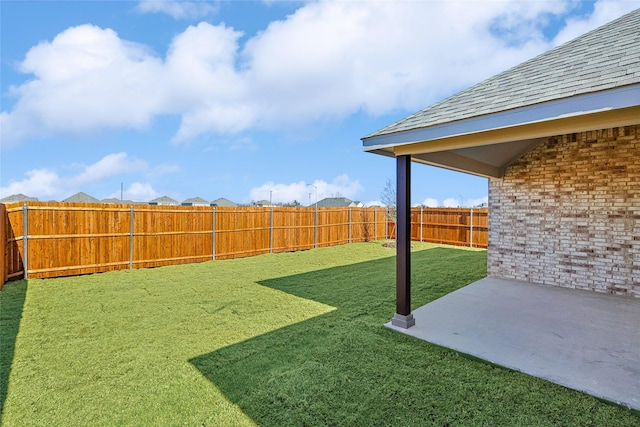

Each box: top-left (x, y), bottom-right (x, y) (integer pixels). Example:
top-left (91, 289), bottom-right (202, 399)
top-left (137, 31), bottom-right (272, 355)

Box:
top-left (148, 196), bottom-right (179, 206)
top-left (315, 197), bottom-right (364, 208)
top-left (182, 197), bottom-right (209, 206)
top-left (210, 197), bottom-right (237, 207)
top-left (101, 198), bottom-right (136, 204)
top-left (366, 202), bottom-right (384, 208)
top-left (253, 199), bottom-right (274, 207)
top-left (63, 192), bottom-right (99, 203)
top-left (0, 193), bottom-right (39, 203)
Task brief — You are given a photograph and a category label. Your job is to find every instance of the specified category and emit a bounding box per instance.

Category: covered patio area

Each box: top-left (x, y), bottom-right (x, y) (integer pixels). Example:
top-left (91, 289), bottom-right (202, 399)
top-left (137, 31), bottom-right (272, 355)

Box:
top-left (386, 277), bottom-right (640, 410)
top-left (364, 10), bottom-right (639, 414)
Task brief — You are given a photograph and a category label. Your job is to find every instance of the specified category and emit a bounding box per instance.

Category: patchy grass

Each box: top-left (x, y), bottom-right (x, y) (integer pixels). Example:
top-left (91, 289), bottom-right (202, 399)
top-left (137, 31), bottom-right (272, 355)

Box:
top-left (1, 242), bottom-right (637, 426)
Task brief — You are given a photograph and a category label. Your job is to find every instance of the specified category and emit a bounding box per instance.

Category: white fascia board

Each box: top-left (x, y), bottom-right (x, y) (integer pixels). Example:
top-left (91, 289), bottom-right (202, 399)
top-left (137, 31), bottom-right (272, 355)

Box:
top-left (362, 84), bottom-right (640, 151)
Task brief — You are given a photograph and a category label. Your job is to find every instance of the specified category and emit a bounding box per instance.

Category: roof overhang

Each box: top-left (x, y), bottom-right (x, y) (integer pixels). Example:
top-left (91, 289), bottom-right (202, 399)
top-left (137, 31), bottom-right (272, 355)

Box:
top-left (363, 84), bottom-right (640, 178)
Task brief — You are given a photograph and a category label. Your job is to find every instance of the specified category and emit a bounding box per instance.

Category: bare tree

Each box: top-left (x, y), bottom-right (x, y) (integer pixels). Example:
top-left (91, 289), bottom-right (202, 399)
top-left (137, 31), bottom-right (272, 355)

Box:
top-left (380, 178), bottom-right (396, 242)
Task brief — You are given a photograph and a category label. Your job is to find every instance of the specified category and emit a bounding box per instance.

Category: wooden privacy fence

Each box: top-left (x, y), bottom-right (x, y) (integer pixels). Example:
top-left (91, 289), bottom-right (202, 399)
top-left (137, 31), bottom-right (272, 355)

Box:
top-left (386, 207), bottom-right (489, 249)
top-left (1, 202), bottom-right (487, 285)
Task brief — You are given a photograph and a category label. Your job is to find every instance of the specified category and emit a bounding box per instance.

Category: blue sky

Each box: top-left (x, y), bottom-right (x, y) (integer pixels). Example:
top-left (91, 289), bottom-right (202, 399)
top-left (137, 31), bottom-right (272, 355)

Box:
top-left (1, 0), bottom-right (638, 206)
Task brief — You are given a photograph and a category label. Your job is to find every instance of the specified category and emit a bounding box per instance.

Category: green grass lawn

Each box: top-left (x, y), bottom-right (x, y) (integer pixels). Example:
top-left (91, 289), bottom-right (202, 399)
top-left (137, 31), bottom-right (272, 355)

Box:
top-left (1, 242), bottom-right (637, 426)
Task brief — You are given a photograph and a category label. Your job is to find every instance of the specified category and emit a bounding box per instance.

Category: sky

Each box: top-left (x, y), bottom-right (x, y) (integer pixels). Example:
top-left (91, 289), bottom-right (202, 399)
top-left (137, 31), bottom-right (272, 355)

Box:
top-left (1, 0), bottom-right (638, 207)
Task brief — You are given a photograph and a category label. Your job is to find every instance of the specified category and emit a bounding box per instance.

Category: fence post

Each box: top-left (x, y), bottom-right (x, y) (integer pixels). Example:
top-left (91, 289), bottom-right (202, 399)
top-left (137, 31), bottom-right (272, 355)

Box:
top-left (470, 207), bottom-right (474, 248)
top-left (212, 207), bottom-right (216, 260)
top-left (22, 204), bottom-right (28, 280)
top-left (314, 206), bottom-right (318, 248)
top-left (373, 207), bottom-right (377, 241)
top-left (348, 207), bottom-right (351, 243)
top-left (385, 207), bottom-right (388, 240)
top-left (420, 206), bottom-right (423, 242)
top-left (129, 205), bottom-right (134, 269)
top-left (269, 207), bottom-right (274, 253)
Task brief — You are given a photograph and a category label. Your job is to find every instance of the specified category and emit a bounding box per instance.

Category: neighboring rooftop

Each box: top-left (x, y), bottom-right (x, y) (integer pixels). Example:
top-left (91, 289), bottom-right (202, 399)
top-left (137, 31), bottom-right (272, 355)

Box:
top-left (182, 197), bottom-right (209, 206)
top-left (101, 198), bottom-right (137, 204)
top-left (149, 196), bottom-right (179, 205)
top-left (63, 192), bottom-right (100, 203)
top-left (0, 193), bottom-right (39, 203)
top-left (315, 197), bottom-right (363, 208)
top-left (210, 197), bottom-right (237, 207)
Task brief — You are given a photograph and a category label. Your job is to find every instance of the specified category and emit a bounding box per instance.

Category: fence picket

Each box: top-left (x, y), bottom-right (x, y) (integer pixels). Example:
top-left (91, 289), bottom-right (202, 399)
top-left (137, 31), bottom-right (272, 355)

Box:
top-left (0, 204), bottom-right (5, 287)
top-left (23, 204), bottom-right (28, 280)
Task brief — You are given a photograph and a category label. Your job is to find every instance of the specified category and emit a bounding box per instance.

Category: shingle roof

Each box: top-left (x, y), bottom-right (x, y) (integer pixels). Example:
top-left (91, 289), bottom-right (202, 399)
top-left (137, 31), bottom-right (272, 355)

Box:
top-left (182, 197), bottom-right (209, 206)
top-left (366, 8), bottom-right (640, 138)
top-left (101, 198), bottom-right (136, 204)
top-left (210, 197), bottom-right (237, 207)
top-left (149, 196), bottom-right (179, 205)
top-left (316, 197), bottom-right (355, 208)
top-left (63, 192), bottom-right (100, 203)
top-left (0, 193), bottom-right (39, 203)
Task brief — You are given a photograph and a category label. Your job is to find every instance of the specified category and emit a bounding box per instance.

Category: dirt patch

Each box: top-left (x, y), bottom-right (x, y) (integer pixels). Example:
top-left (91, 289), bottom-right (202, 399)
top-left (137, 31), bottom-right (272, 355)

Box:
top-left (382, 241), bottom-right (414, 249)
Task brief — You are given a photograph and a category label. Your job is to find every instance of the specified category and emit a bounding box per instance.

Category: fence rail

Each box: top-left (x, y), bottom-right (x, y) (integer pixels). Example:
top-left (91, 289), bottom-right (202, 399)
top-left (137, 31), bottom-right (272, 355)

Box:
top-left (1, 202), bottom-right (487, 286)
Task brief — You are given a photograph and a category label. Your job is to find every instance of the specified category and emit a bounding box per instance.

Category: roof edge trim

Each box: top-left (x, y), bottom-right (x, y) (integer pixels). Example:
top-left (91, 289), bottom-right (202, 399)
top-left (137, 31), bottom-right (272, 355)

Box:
top-left (362, 84), bottom-right (640, 151)
top-left (393, 105), bottom-right (640, 156)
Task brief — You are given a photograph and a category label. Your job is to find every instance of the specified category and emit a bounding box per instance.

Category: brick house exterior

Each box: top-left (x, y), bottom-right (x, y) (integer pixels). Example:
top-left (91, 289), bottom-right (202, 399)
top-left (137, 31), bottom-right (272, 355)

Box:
top-left (489, 126), bottom-right (639, 297)
top-left (362, 10), bottom-right (640, 327)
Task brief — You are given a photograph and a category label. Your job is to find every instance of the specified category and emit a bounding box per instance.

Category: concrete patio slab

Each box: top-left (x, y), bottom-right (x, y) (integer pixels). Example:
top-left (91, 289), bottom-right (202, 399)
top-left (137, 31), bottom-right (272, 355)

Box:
top-left (386, 277), bottom-right (640, 410)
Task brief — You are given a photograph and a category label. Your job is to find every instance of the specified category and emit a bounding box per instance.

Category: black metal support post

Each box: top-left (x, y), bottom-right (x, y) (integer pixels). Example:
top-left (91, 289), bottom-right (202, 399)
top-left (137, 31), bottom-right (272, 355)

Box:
top-left (392, 155), bottom-right (415, 328)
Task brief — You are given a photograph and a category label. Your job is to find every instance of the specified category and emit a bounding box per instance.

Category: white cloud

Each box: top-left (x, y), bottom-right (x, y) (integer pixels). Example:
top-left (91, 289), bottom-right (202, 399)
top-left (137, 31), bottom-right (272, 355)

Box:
top-left (552, 0), bottom-right (639, 45)
top-left (107, 182), bottom-right (159, 202)
top-left (466, 196), bottom-right (489, 207)
top-left (242, 0), bottom-right (551, 124)
top-left (249, 174), bottom-right (363, 205)
top-left (485, 0), bottom-right (570, 46)
top-left (70, 152), bottom-right (147, 185)
top-left (2, 25), bottom-right (165, 146)
top-left (164, 22), bottom-right (251, 142)
top-left (440, 196), bottom-right (489, 207)
top-left (413, 196), bottom-right (487, 207)
top-left (136, 0), bottom-right (218, 20)
top-left (250, 180), bottom-right (307, 204)
top-left (442, 198), bottom-right (461, 208)
top-left (0, 168), bottom-right (61, 200)
top-left (2, 1), bottom-right (634, 146)
top-left (0, 152), bottom-right (164, 201)
top-left (420, 198), bottom-right (440, 208)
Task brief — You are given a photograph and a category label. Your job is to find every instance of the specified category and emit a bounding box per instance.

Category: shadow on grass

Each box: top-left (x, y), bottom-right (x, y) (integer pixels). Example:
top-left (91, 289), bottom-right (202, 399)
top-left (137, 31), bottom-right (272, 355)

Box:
top-left (0, 280), bottom-right (27, 422)
top-left (190, 248), bottom-right (505, 426)
top-left (190, 247), bottom-right (640, 426)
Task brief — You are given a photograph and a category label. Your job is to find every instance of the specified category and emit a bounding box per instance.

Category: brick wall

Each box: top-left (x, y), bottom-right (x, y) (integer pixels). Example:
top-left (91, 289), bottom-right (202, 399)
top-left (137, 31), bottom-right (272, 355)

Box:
top-left (488, 125), bottom-right (640, 297)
